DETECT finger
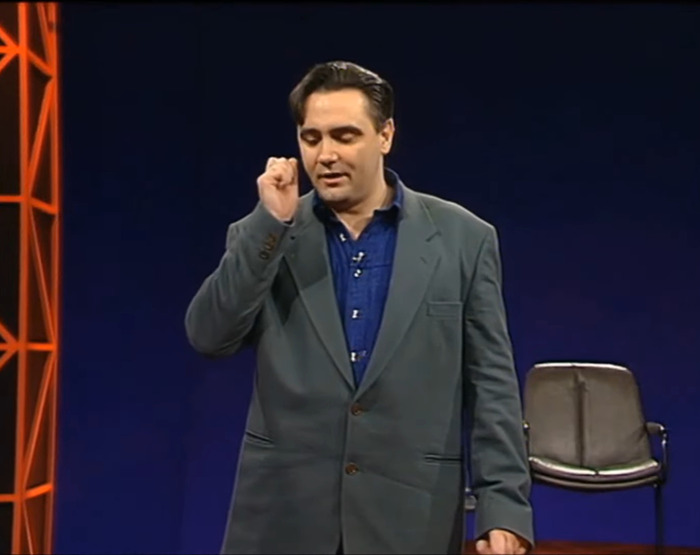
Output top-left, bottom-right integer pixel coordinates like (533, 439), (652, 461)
(475, 539), (491, 555)
(266, 157), (281, 171)
(272, 162), (292, 188)
(285, 158), (299, 185)
(260, 171), (286, 192)
(507, 533), (527, 555)
(265, 164), (285, 183)
(285, 158), (299, 184)
(489, 531), (508, 554)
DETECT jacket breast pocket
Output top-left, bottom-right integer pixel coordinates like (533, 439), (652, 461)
(427, 301), (463, 319)
(244, 429), (275, 448)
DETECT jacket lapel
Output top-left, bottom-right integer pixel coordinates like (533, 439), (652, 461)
(355, 187), (440, 399)
(284, 194), (355, 389)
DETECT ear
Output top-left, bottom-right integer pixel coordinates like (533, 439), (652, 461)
(379, 118), (395, 155)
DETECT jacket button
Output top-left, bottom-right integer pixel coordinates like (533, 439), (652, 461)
(350, 403), (364, 416)
(345, 463), (359, 475)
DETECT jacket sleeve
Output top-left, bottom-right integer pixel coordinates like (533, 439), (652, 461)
(185, 202), (295, 357)
(463, 225), (534, 547)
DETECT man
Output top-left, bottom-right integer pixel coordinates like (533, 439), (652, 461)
(185, 61), (533, 555)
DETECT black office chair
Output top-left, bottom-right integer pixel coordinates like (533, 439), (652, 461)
(523, 362), (668, 554)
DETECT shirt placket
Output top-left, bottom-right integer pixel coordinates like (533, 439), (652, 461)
(344, 228), (371, 383)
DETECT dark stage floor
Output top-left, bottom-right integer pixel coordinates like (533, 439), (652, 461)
(464, 541), (700, 554)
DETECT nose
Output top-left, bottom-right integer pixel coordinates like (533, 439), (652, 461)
(318, 140), (339, 166)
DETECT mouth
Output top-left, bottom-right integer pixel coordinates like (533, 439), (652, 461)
(318, 172), (349, 184)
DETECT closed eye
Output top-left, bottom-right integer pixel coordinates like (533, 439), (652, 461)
(336, 133), (357, 144)
(331, 126), (362, 143)
(299, 125), (362, 146)
(301, 136), (320, 146)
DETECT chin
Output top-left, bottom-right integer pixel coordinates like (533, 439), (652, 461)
(315, 184), (351, 204)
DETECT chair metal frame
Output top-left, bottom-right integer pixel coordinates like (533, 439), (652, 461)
(523, 363), (669, 555)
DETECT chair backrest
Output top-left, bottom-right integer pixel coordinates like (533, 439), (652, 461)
(524, 362), (651, 469)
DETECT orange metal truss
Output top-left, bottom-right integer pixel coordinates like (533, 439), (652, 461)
(0, 3), (61, 554)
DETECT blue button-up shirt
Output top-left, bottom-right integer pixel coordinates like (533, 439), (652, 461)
(313, 169), (404, 386)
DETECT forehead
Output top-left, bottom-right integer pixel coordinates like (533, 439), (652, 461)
(301, 89), (373, 129)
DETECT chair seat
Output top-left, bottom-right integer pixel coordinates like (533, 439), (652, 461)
(530, 455), (661, 484)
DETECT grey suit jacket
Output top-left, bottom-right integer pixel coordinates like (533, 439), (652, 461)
(185, 182), (533, 554)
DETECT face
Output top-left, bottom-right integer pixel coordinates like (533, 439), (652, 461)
(297, 88), (394, 210)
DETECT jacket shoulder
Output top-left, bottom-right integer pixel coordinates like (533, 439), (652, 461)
(412, 190), (495, 236)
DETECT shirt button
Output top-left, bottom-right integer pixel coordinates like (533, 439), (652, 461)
(345, 463), (359, 475)
(350, 403), (364, 416)
(352, 251), (366, 263)
(339, 233), (347, 242)
(353, 268), (363, 278)
(351, 309), (361, 319)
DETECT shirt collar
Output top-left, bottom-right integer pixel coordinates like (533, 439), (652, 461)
(312, 167), (405, 223)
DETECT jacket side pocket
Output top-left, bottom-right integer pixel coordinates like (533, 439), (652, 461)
(423, 453), (463, 465)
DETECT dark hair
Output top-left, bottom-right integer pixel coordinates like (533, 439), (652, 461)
(289, 61), (394, 131)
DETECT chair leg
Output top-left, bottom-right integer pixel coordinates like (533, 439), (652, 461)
(654, 483), (664, 555)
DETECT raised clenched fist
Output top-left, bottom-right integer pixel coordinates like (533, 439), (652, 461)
(257, 157), (299, 222)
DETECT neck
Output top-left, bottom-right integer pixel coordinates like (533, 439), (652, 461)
(334, 173), (393, 239)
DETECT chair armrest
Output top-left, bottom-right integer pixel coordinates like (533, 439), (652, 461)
(646, 421), (667, 438)
(464, 486), (477, 512)
(522, 421), (532, 459)
(646, 421), (669, 483)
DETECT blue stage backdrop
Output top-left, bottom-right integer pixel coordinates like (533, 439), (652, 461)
(56, 4), (700, 554)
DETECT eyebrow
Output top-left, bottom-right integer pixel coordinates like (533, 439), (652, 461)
(299, 125), (363, 136)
